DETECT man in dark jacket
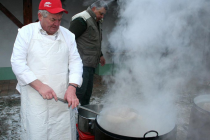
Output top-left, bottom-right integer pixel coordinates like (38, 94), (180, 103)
(69, 1), (108, 105)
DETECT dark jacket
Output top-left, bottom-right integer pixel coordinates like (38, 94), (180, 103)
(71, 7), (102, 68)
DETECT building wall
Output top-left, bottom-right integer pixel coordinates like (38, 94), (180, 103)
(0, 0), (117, 80)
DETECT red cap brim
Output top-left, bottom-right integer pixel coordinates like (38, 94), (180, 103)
(46, 8), (68, 14)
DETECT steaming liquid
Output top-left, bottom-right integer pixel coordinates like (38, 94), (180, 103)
(197, 102), (210, 112)
(98, 106), (175, 137)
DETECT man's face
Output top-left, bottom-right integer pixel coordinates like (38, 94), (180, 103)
(92, 7), (106, 22)
(38, 12), (63, 35)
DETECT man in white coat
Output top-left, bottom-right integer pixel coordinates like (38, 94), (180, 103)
(11, 0), (83, 139)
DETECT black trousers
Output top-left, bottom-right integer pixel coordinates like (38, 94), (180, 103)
(76, 67), (95, 106)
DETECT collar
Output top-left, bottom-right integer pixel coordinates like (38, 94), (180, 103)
(87, 7), (96, 20)
(38, 22), (59, 40)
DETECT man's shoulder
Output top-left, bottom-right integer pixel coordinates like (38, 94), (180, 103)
(60, 26), (74, 37)
(60, 26), (75, 44)
(17, 22), (39, 40)
(72, 11), (91, 21)
(20, 22), (38, 29)
(19, 22), (38, 33)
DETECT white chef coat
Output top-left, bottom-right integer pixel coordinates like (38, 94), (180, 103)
(11, 22), (83, 91)
(11, 22), (83, 140)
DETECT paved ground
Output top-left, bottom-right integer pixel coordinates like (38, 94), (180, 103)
(0, 76), (210, 140)
(0, 75), (107, 140)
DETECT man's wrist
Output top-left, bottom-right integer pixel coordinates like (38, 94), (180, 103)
(30, 79), (43, 92)
(69, 83), (77, 89)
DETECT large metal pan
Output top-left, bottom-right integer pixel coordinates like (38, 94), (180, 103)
(95, 115), (177, 140)
(187, 94), (210, 140)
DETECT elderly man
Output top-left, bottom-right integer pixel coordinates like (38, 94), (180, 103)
(11, 0), (83, 139)
(69, 1), (108, 106)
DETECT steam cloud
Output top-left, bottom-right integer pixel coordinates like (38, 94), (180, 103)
(99, 0), (210, 138)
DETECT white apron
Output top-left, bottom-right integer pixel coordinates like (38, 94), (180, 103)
(20, 27), (76, 140)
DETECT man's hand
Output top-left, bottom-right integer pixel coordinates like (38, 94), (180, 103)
(64, 84), (79, 109)
(100, 56), (106, 66)
(30, 80), (58, 101)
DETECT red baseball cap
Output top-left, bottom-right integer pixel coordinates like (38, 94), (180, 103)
(39, 0), (68, 14)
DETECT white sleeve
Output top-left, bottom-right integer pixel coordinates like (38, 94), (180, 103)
(11, 28), (37, 86)
(68, 37), (83, 87)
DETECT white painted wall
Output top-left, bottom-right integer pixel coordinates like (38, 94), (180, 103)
(0, 0), (117, 67)
(0, 0), (23, 67)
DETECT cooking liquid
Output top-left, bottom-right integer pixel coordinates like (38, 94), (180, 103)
(98, 106), (175, 137)
(197, 101), (210, 112)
